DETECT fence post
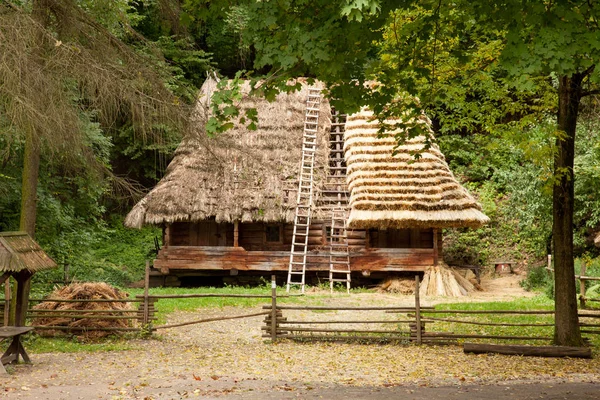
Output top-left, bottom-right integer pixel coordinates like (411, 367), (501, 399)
(143, 261), (151, 335)
(3, 280), (9, 327)
(580, 261), (587, 309)
(415, 275), (422, 345)
(271, 274), (277, 342)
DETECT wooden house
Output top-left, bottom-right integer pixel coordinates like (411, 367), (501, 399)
(125, 81), (488, 285)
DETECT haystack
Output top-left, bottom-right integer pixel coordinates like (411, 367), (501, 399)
(32, 282), (135, 338)
(344, 109), (489, 229)
(377, 277), (415, 294)
(419, 266), (478, 297)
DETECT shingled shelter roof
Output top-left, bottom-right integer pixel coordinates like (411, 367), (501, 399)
(344, 109), (489, 229)
(125, 80), (331, 228)
(0, 232), (57, 273)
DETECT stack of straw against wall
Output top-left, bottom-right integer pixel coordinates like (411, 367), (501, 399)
(419, 266), (478, 297)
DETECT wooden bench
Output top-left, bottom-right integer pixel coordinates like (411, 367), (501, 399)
(0, 326), (34, 374)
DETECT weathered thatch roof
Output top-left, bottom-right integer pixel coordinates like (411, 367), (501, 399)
(595, 232), (600, 247)
(125, 80), (331, 228)
(344, 109), (489, 229)
(0, 232), (57, 273)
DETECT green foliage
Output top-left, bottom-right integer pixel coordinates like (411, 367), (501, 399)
(32, 218), (159, 292)
(520, 265), (553, 292)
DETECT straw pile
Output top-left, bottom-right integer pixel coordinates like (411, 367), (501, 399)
(344, 108), (489, 230)
(419, 266), (477, 297)
(32, 282), (135, 338)
(377, 277), (416, 294)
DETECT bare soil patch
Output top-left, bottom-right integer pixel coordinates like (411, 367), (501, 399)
(1, 275), (598, 399)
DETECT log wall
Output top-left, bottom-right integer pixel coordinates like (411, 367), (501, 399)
(156, 220), (439, 274)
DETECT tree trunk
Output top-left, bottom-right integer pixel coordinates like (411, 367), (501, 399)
(552, 74), (584, 347)
(18, 0), (51, 238)
(19, 132), (40, 238)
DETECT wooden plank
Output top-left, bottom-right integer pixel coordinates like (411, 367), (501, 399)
(233, 221), (239, 247)
(433, 229), (438, 267)
(463, 343), (592, 358)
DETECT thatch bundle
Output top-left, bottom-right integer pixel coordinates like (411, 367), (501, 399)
(32, 283), (135, 338)
(419, 266), (478, 297)
(125, 79), (331, 228)
(344, 109), (489, 229)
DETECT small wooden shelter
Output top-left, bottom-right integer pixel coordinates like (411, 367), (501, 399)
(125, 80), (488, 285)
(0, 232), (57, 325)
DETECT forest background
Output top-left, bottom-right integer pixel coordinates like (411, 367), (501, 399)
(1, 0), (599, 300)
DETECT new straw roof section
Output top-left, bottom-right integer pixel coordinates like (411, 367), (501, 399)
(344, 109), (489, 229)
(0, 232), (57, 273)
(125, 81), (330, 228)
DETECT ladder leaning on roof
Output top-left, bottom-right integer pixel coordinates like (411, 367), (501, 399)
(327, 109), (351, 293)
(329, 207), (351, 293)
(286, 88), (322, 293)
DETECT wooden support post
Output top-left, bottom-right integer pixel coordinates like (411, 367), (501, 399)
(14, 271), (32, 327)
(165, 223), (171, 247)
(143, 261), (150, 327)
(234, 221), (239, 248)
(433, 229), (439, 267)
(271, 275), (277, 342)
(415, 275), (422, 345)
(580, 261), (587, 309)
(3, 278), (9, 327)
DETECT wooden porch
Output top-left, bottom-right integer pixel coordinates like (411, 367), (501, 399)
(153, 246), (435, 275)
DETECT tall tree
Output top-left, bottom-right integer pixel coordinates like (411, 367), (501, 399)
(235, 0), (600, 345)
(0, 0), (194, 237)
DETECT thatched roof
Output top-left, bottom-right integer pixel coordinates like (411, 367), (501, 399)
(595, 233), (600, 247)
(0, 232), (57, 273)
(125, 80), (331, 228)
(344, 109), (489, 229)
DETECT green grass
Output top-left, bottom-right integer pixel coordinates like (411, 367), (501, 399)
(3, 334), (134, 355)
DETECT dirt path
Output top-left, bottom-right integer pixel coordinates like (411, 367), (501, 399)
(1, 276), (599, 399)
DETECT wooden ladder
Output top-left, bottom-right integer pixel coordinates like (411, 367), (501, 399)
(286, 88), (321, 293)
(329, 207), (351, 293)
(327, 108), (350, 293)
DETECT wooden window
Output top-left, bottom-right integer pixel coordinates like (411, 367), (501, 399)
(265, 224), (281, 243)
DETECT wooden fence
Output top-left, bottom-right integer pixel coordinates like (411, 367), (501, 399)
(577, 262), (600, 308)
(546, 264), (600, 308)
(3, 270), (599, 343)
(262, 276), (600, 345)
